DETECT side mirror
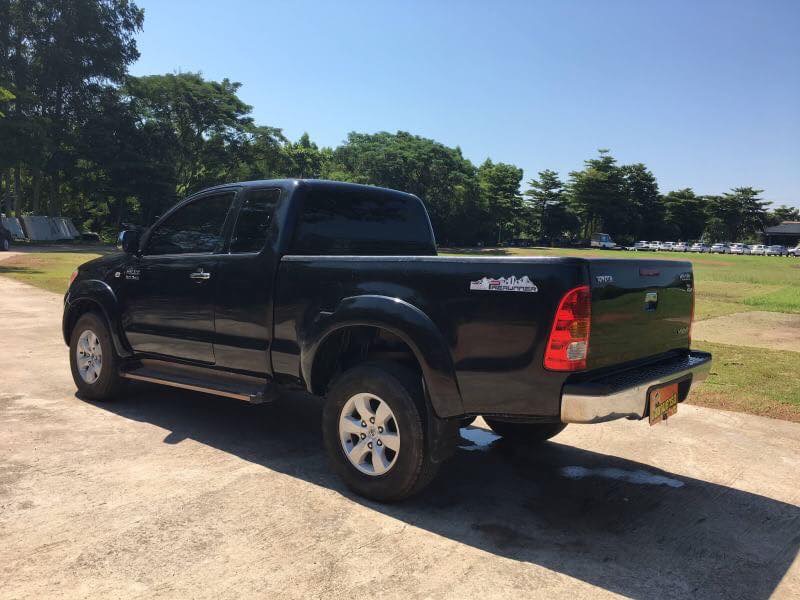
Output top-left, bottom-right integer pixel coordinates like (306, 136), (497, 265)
(117, 230), (141, 254)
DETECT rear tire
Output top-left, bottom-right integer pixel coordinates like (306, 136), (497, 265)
(69, 312), (124, 402)
(1, 238), (9, 251)
(483, 418), (567, 444)
(322, 363), (446, 502)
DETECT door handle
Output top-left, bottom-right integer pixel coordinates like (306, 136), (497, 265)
(190, 269), (211, 282)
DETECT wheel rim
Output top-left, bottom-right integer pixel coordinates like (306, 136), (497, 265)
(76, 329), (103, 384)
(338, 392), (400, 476)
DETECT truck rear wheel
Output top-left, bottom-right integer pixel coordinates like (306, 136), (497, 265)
(322, 363), (443, 502)
(483, 418), (567, 444)
(69, 312), (124, 402)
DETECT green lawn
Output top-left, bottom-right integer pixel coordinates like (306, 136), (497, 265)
(690, 340), (800, 422)
(443, 247), (800, 320)
(0, 250), (103, 294)
(2, 246), (799, 422)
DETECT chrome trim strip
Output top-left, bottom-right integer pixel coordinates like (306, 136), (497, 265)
(120, 372), (252, 402)
(560, 354), (712, 424)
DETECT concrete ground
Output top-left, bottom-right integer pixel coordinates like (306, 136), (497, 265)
(1, 275), (799, 600)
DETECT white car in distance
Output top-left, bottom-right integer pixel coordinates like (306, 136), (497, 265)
(710, 243), (730, 254)
(750, 244), (767, 255)
(673, 242), (688, 252)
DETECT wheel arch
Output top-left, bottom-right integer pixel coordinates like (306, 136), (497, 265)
(301, 295), (464, 418)
(63, 280), (131, 358)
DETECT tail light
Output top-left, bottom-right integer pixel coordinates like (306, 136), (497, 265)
(544, 285), (591, 371)
(69, 269), (79, 287)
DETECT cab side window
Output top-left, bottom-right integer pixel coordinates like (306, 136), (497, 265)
(230, 188), (281, 253)
(145, 192), (235, 255)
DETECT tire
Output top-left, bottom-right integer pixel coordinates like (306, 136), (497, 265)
(483, 418), (567, 444)
(69, 312), (124, 402)
(322, 363), (446, 502)
(1, 238), (9, 251)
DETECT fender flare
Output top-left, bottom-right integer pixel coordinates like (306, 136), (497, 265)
(63, 279), (132, 358)
(300, 295), (464, 418)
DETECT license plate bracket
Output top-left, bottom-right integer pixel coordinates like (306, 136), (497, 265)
(648, 381), (679, 426)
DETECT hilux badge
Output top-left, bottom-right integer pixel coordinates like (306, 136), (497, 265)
(470, 276), (538, 293)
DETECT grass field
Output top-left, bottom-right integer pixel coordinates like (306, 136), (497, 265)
(2, 246), (799, 421)
(0, 250), (104, 294)
(443, 246), (800, 320)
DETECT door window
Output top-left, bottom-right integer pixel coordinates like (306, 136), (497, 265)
(230, 188), (281, 253)
(145, 193), (235, 255)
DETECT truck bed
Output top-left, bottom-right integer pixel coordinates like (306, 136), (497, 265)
(272, 255), (694, 419)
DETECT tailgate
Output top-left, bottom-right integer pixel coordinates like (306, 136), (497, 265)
(587, 259), (693, 370)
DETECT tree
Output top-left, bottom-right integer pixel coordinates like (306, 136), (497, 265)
(0, 86), (13, 117)
(703, 187), (770, 241)
(621, 163), (662, 239)
(566, 149), (629, 238)
(0, 0), (144, 215)
(769, 205), (800, 224)
(328, 131), (483, 244)
(477, 159), (524, 244)
(662, 188), (706, 241)
(124, 73), (254, 196)
(524, 169), (565, 242)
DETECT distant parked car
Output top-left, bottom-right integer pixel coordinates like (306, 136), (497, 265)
(749, 244), (767, 255)
(710, 243), (730, 254)
(673, 241), (688, 252)
(788, 244), (800, 257)
(590, 232), (616, 249)
(648, 241), (662, 250)
(633, 240), (650, 251)
(689, 243), (709, 253)
(657, 241), (675, 251)
(729, 243), (751, 255)
(0, 222), (12, 251)
(765, 245), (787, 256)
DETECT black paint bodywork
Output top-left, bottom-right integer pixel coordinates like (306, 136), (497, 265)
(64, 179), (695, 420)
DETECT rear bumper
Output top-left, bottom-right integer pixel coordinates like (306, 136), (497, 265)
(560, 351), (712, 424)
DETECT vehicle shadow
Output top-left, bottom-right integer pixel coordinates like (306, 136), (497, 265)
(85, 384), (799, 599)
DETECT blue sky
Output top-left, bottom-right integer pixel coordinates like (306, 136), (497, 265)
(130, 0), (800, 207)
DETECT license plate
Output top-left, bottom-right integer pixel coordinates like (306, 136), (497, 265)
(649, 382), (679, 426)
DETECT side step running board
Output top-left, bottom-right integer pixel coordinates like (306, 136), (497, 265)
(120, 361), (272, 404)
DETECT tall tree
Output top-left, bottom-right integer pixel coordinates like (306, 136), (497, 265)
(477, 159), (524, 244)
(662, 188), (706, 241)
(329, 131), (482, 244)
(621, 163), (662, 239)
(724, 187), (770, 239)
(124, 73), (254, 196)
(524, 169), (564, 241)
(566, 149), (628, 237)
(769, 205), (800, 224)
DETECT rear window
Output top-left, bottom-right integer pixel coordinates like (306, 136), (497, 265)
(290, 187), (435, 255)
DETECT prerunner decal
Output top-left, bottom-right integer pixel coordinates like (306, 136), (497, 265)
(469, 276), (538, 293)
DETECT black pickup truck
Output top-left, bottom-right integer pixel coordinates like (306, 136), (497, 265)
(63, 179), (711, 501)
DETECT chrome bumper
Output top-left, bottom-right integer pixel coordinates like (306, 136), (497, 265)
(560, 351), (712, 424)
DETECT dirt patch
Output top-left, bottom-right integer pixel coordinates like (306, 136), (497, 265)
(692, 311), (800, 352)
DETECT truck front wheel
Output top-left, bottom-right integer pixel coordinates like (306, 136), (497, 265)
(322, 363), (443, 502)
(69, 312), (124, 402)
(483, 418), (567, 444)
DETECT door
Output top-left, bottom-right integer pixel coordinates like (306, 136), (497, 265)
(212, 187), (282, 375)
(120, 191), (237, 363)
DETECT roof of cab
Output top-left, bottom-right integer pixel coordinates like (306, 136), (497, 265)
(194, 178), (418, 199)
